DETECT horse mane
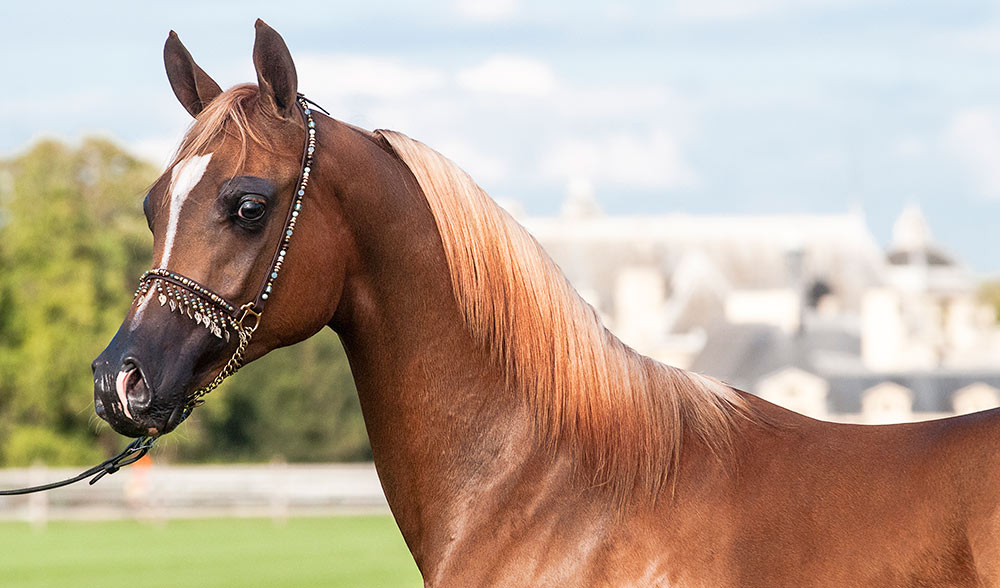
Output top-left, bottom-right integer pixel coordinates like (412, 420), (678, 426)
(376, 129), (752, 502)
(165, 83), (753, 501)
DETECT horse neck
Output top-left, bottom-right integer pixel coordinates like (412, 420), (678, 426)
(323, 127), (537, 565)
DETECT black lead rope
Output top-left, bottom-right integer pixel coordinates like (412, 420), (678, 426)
(0, 436), (154, 496)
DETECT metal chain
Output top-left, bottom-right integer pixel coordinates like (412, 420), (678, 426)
(184, 304), (259, 410)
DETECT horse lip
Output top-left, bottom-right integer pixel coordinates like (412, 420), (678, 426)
(94, 395), (107, 420)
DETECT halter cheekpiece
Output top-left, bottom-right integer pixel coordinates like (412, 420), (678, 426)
(132, 94), (318, 413)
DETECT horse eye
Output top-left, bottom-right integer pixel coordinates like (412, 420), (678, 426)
(237, 198), (266, 221)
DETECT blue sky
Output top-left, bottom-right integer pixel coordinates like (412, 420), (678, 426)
(3, 0), (1000, 274)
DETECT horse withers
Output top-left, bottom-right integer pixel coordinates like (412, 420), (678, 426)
(92, 20), (1000, 587)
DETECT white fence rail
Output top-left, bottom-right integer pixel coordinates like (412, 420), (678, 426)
(0, 462), (389, 525)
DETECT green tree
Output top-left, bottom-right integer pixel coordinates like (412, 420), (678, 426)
(0, 138), (154, 465)
(171, 330), (369, 464)
(0, 137), (368, 466)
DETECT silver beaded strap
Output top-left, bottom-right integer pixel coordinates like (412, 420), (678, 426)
(130, 95), (318, 412)
(134, 269), (238, 341)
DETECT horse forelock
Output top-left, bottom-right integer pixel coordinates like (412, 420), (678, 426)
(169, 83), (270, 173)
(375, 129), (754, 504)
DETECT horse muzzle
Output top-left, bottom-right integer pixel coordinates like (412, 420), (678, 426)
(92, 311), (226, 437)
(92, 354), (187, 437)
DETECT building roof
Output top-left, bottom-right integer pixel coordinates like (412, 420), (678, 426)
(524, 211), (886, 316)
(691, 320), (1000, 414)
(690, 321), (860, 391)
(826, 372), (1000, 414)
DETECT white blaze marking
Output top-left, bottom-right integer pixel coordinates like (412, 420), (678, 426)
(159, 153), (213, 267)
(129, 289), (155, 333)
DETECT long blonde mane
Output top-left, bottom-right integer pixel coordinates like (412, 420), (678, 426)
(376, 129), (750, 501)
(164, 82), (750, 500)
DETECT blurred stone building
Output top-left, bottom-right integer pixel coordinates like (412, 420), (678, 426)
(516, 188), (1000, 424)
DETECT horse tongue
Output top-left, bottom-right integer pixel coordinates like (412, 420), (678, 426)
(115, 368), (138, 421)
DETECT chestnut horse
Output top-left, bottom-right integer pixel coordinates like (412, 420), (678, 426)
(92, 20), (1000, 587)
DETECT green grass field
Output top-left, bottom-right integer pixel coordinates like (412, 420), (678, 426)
(0, 516), (422, 587)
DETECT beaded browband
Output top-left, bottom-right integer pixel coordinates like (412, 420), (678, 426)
(132, 94), (318, 412)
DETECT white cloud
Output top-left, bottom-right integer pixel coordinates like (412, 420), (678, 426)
(894, 136), (927, 159)
(457, 56), (557, 97)
(295, 55), (446, 99)
(275, 52), (698, 196)
(433, 139), (510, 184)
(453, 0), (519, 22)
(545, 83), (697, 141)
(947, 26), (1000, 53)
(0, 89), (116, 117)
(671, 0), (776, 20)
(540, 130), (697, 190)
(130, 135), (182, 168)
(668, 0), (862, 21)
(355, 93), (474, 136)
(946, 108), (1000, 198)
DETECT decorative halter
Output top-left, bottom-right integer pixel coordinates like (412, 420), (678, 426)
(132, 94), (319, 414)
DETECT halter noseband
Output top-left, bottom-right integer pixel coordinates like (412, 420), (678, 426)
(132, 94), (318, 415)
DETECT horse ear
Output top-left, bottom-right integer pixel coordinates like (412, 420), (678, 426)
(253, 19), (299, 121)
(164, 31), (223, 118)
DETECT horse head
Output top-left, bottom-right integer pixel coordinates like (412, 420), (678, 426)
(92, 20), (355, 437)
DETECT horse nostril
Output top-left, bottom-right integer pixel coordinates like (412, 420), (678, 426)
(119, 360), (152, 413)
